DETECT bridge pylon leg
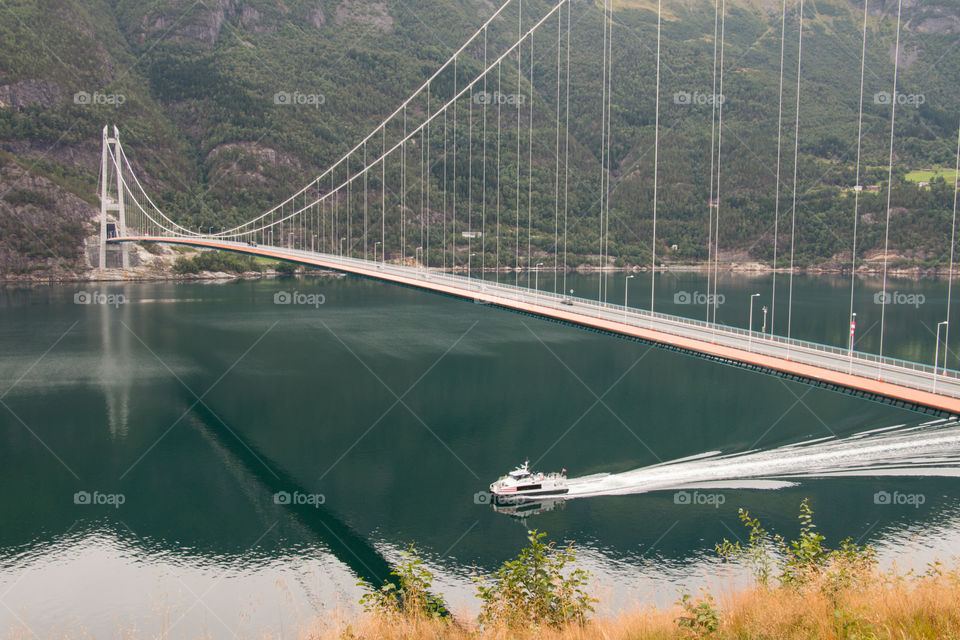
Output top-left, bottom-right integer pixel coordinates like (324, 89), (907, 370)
(98, 125), (129, 275)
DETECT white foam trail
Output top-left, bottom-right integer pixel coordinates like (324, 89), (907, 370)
(567, 420), (960, 498)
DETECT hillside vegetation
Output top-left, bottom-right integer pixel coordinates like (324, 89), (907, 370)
(1, 0), (959, 275)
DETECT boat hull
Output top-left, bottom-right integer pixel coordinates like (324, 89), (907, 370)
(490, 487), (569, 501)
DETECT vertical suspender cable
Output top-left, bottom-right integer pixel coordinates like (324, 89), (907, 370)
(402, 107), (407, 262)
(497, 63), (503, 282)
(469, 67), (474, 277)
(604, 0), (614, 303)
(712, 0), (727, 324)
(848, 0), (869, 355)
(562, 0), (571, 296)
(453, 57), (458, 269)
(363, 149), (368, 259)
(554, 7), (562, 293)
(527, 28), (535, 284)
(599, 0), (609, 304)
(946, 119), (960, 372)
(346, 156), (351, 255)
(516, 0), (523, 285)
(482, 28), (488, 277)
(787, 0), (804, 343)
(381, 128), (386, 261)
(420, 129), (425, 264)
(426, 86), (431, 267)
(650, 0), (662, 313)
(333, 172), (337, 252)
(770, 0), (787, 333)
(443, 109), (448, 269)
(878, 0), (903, 376)
(706, 0), (721, 322)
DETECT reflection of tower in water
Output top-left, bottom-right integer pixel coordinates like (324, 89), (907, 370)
(98, 288), (131, 438)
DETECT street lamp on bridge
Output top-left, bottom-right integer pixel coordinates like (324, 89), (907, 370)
(934, 320), (949, 393)
(848, 312), (857, 373)
(340, 237), (346, 258)
(374, 241), (382, 263)
(749, 293), (760, 350)
(624, 274), (635, 319)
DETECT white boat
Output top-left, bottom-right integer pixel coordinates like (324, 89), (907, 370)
(489, 460), (568, 499)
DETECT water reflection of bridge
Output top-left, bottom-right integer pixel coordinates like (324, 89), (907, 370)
(113, 236), (960, 417)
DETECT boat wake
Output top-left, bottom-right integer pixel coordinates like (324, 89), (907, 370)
(565, 419), (960, 499)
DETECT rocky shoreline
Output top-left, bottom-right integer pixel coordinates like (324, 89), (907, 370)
(2, 260), (955, 285)
(2, 238), (955, 284)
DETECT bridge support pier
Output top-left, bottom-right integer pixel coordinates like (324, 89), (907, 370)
(99, 125), (128, 274)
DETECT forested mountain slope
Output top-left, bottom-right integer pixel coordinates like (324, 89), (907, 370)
(1, 0), (958, 276)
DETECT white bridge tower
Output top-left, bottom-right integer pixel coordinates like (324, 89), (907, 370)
(99, 125), (128, 273)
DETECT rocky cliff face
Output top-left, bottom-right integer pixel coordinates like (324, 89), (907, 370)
(0, 156), (96, 277)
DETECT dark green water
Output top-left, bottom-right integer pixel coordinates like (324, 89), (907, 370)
(1, 273), (958, 637)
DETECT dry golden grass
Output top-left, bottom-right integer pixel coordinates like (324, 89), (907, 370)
(300, 565), (960, 640)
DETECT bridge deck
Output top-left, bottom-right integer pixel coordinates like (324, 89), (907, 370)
(112, 237), (960, 417)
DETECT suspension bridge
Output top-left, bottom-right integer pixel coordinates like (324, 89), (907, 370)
(98, 0), (960, 416)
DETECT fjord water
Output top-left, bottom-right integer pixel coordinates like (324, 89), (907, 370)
(2, 273), (959, 637)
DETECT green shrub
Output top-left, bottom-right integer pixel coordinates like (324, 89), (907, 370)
(716, 499), (877, 591)
(139, 242), (164, 255)
(675, 592), (720, 638)
(358, 544), (449, 620)
(476, 529), (594, 629)
(172, 250), (262, 275)
(1, 188), (55, 209)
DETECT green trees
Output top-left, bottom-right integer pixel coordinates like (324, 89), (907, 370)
(172, 250), (262, 274)
(360, 529), (594, 629)
(476, 529), (594, 628)
(716, 498), (876, 591)
(359, 543), (450, 620)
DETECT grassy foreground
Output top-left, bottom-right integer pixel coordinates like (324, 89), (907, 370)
(306, 571), (960, 640)
(301, 502), (960, 640)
